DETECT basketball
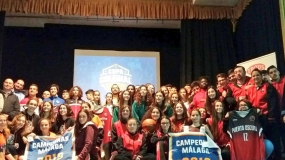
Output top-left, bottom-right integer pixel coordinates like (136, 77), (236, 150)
(142, 119), (156, 133)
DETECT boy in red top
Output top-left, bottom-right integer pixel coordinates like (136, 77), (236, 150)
(191, 76), (209, 108)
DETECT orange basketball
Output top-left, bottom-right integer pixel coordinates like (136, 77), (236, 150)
(142, 119), (156, 133)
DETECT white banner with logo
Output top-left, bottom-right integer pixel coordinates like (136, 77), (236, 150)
(237, 52), (277, 76)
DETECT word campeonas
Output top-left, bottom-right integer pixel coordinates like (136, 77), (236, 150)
(231, 125), (257, 133)
(31, 136), (69, 154)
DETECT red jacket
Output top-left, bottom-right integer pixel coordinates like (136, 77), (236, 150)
(117, 131), (147, 159)
(207, 118), (230, 147)
(246, 82), (279, 119)
(228, 76), (253, 100)
(191, 89), (207, 108)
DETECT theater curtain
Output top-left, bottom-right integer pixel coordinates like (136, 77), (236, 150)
(0, 12), (5, 81)
(180, 19), (236, 86)
(234, 0), (285, 73)
(280, 0), (285, 59)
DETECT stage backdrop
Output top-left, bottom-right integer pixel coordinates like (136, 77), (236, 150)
(237, 52), (277, 76)
(74, 49), (160, 100)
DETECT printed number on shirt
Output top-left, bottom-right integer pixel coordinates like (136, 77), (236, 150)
(243, 133), (248, 141)
(37, 152), (63, 160)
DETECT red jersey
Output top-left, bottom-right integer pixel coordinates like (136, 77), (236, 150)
(66, 99), (84, 119)
(94, 107), (112, 144)
(114, 121), (127, 137)
(227, 109), (265, 160)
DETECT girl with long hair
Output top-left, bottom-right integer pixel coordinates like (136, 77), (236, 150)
(179, 88), (189, 109)
(75, 109), (99, 160)
(112, 105), (132, 151)
(7, 114), (31, 159)
(21, 98), (41, 134)
(126, 85), (136, 104)
(207, 100), (230, 160)
(66, 86), (85, 119)
(152, 91), (172, 118)
(204, 86), (221, 115)
(169, 92), (179, 108)
(132, 85), (153, 122)
(112, 90), (132, 124)
(160, 86), (169, 103)
(189, 109), (213, 140)
(54, 104), (75, 135)
(170, 102), (190, 133)
(39, 101), (56, 132)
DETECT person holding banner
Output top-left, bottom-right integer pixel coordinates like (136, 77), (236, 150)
(7, 114), (31, 160)
(151, 116), (171, 160)
(37, 118), (56, 137)
(189, 109), (214, 140)
(75, 109), (99, 160)
(170, 102), (190, 133)
(207, 100), (230, 160)
(54, 104), (75, 135)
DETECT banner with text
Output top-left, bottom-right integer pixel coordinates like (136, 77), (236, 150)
(169, 132), (222, 160)
(237, 52), (277, 76)
(23, 132), (74, 160)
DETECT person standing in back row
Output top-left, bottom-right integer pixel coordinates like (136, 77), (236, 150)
(0, 78), (20, 121)
(43, 84), (65, 114)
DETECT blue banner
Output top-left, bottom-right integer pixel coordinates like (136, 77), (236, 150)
(24, 132), (74, 160)
(169, 132), (222, 160)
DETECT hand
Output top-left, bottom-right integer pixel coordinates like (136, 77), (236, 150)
(225, 112), (229, 118)
(238, 96), (246, 101)
(22, 137), (28, 144)
(222, 91), (227, 97)
(14, 143), (19, 149)
(135, 155), (142, 160)
(28, 133), (36, 138)
(66, 126), (74, 132)
(283, 116), (285, 123)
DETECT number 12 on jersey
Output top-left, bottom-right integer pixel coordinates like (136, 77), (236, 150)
(243, 133), (248, 141)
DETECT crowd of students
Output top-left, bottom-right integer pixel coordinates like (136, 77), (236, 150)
(0, 64), (284, 160)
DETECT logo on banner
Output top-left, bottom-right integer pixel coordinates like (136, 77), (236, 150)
(169, 132), (221, 160)
(99, 64), (132, 91)
(246, 63), (266, 75)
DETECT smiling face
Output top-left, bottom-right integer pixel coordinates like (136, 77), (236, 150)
(175, 103), (184, 116)
(171, 93), (179, 104)
(122, 91), (130, 101)
(140, 86), (147, 97)
(59, 105), (68, 116)
(16, 116), (26, 129)
(251, 70), (262, 85)
(148, 85), (155, 95)
(27, 99), (38, 113)
(121, 107), (130, 119)
(190, 110), (201, 123)
(40, 119), (50, 133)
(151, 108), (161, 121)
(155, 92), (164, 104)
(214, 101), (223, 113)
(207, 88), (216, 99)
(42, 102), (52, 112)
(127, 86), (135, 95)
(234, 67), (245, 80)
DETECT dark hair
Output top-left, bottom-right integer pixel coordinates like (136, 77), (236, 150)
(85, 89), (94, 95)
(204, 86), (220, 115)
(171, 102), (189, 132)
(38, 118), (52, 135)
(165, 84), (172, 88)
(56, 104), (74, 123)
(210, 100), (226, 141)
(119, 105), (132, 120)
(40, 101), (56, 122)
(152, 91), (169, 113)
(62, 90), (69, 94)
(94, 90), (101, 105)
(30, 84), (38, 91)
(227, 69), (234, 75)
(159, 116), (171, 133)
(119, 90), (132, 108)
(199, 76), (209, 82)
(50, 84), (59, 92)
(74, 109), (92, 137)
(216, 73), (227, 80)
(105, 92), (113, 105)
(267, 65), (278, 73)
(261, 70), (268, 75)
(190, 81), (200, 88)
(234, 66), (246, 73)
(141, 106), (163, 124)
(134, 85), (153, 106)
(251, 68), (262, 75)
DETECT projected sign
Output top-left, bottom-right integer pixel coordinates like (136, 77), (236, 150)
(74, 50), (160, 101)
(99, 64), (132, 91)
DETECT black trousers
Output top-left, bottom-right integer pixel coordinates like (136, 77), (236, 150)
(263, 121), (281, 159)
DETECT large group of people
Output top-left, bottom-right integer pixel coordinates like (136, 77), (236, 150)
(0, 65), (284, 160)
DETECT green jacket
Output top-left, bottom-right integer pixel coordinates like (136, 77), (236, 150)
(132, 101), (147, 122)
(112, 107), (119, 124)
